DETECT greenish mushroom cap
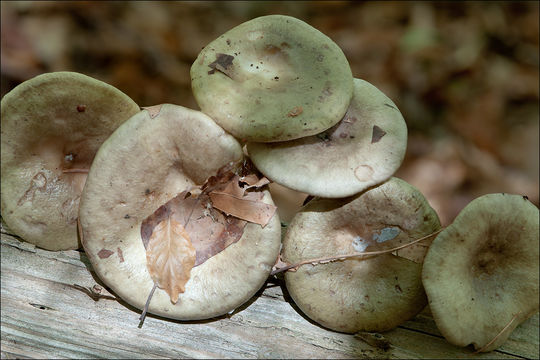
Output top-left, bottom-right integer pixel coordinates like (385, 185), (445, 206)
(248, 79), (407, 198)
(1, 72), (139, 250)
(282, 177), (441, 333)
(191, 15), (353, 142)
(79, 104), (281, 320)
(422, 193), (539, 352)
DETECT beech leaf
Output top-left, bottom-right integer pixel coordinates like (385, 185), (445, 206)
(145, 217), (196, 303)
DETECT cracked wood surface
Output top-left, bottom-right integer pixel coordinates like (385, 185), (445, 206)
(1, 230), (538, 359)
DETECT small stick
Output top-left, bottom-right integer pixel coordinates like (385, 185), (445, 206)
(138, 283), (158, 328)
(62, 168), (89, 173)
(271, 228), (443, 275)
(69, 284), (116, 301)
(473, 312), (521, 353)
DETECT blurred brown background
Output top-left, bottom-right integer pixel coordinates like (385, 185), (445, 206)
(1, 1), (538, 225)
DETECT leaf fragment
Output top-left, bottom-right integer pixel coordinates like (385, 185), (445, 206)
(208, 53), (235, 78)
(240, 174), (271, 190)
(205, 170), (276, 227)
(371, 125), (386, 143)
(209, 191), (277, 227)
(142, 105), (163, 119)
(145, 217), (196, 303)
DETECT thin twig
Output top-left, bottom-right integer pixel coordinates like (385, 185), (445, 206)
(69, 284), (116, 301)
(138, 283), (158, 328)
(271, 228), (444, 275)
(473, 312), (521, 353)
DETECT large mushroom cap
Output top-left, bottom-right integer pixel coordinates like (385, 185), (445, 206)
(79, 104), (281, 320)
(190, 14), (353, 143)
(422, 193), (539, 352)
(282, 177), (441, 333)
(1, 72), (139, 250)
(247, 79), (407, 198)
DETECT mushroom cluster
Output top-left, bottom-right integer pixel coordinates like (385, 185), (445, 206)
(1, 14), (537, 352)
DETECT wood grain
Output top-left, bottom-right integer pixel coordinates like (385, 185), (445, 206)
(1, 231), (538, 359)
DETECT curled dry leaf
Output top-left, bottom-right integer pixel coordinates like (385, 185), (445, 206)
(240, 174), (271, 190)
(206, 172), (276, 227)
(145, 217), (196, 303)
(209, 190), (276, 227)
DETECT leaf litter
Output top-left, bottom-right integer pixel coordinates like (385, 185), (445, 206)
(138, 162), (276, 326)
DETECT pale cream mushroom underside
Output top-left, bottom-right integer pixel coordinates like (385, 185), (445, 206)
(282, 177), (441, 333)
(191, 14), (353, 143)
(247, 78), (407, 198)
(1, 71), (139, 250)
(422, 193), (539, 352)
(79, 104), (281, 320)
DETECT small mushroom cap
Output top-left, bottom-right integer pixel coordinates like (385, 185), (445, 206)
(247, 79), (407, 198)
(1, 72), (139, 250)
(422, 193), (539, 352)
(282, 177), (441, 333)
(79, 104), (281, 320)
(190, 15), (353, 142)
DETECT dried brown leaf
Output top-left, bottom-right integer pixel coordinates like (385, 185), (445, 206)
(141, 191), (247, 267)
(200, 164), (238, 194)
(240, 174), (271, 190)
(221, 174), (246, 198)
(208, 53), (235, 78)
(142, 105), (163, 119)
(209, 191), (277, 227)
(145, 217), (196, 303)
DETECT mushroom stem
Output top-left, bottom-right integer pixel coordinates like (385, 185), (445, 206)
(62, 168), (89, 173)
(138, 283), (158, 328)
(271, 228), (444, 275)
(473, 312), (521, 353)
